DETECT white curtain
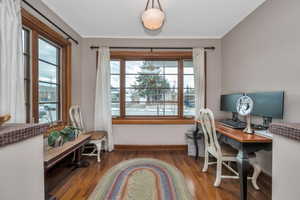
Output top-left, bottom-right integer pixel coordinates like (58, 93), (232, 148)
(193, 48), (206, 120)
(94, 47), (114, 151)
(0, 0), (25, 123)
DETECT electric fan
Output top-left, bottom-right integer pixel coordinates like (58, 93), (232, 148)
(236, 95), (254, 134)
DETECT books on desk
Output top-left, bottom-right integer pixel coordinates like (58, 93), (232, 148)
(254, 130), (273, 139)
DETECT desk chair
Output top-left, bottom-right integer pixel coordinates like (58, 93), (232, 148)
(199, 108), (261, 189)
(69, 105), (107, 162)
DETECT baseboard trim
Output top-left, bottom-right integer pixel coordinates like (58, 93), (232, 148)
(114, 145), (188, 151)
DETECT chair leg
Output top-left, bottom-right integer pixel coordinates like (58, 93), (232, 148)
(202, 148), (209, 172)
(96, 142), (102, 163)
(251, 163), (262, 190)
(214, 159), (222, 187)
(103, 139), (107, 151)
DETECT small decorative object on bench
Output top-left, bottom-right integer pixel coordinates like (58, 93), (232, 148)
(0, 114), (11, 126)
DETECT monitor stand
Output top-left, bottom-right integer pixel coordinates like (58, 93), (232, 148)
(263, 116), (273, 128)
(232, 112), (239, 122)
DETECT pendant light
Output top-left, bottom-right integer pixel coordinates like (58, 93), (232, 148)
(142, 0), (165, 30)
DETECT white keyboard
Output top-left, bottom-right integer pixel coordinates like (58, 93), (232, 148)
(254, 130), (273, 139)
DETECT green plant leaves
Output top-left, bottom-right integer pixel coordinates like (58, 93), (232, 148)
(47, 126), (79, 147)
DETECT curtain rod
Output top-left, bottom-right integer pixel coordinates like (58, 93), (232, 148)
(90, 46), (215, 51)
(22, 0), (79, 45)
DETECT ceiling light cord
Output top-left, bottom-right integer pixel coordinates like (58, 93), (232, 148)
(145, 0), (163, 11)
(157, 0), (163, 11)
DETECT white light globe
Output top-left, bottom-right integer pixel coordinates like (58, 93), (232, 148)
(142, 8), (165, 30)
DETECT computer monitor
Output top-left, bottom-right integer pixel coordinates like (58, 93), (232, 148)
(220, 93), (243, 113)
(247, 91), (284, 119)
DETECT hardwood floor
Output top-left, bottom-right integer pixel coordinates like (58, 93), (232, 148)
(47, 151), (271, 200)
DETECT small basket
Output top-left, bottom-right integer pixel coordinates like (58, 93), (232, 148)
(0, 115), (11, 126)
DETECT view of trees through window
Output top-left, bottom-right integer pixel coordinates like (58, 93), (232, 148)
(110, 59), (195, 118)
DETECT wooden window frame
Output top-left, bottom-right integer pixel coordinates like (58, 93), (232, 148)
(22, 9), (72, 123)
(97, 51), (207, 124)
(22, 28), (31, 123)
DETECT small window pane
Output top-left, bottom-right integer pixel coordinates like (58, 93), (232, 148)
(184, 75), (194, 88)
(161, 61), (178, 74)
(110, 60), (120, 74)
(23, 55), (30, 79)
(111, 88), (120, 102)
(125, 75), (137, 88)
(126, 102), (157, 116)
(39, 82), (58, 102)
(125, 89), (178, 102)
(126, 75), (176, 89)
(126, 61), (178, 75)
(184, 88), (195, 116)
(22, 29), (29, 54)
(22, 29), (25, 53)
(163, 103), (178, 115)
(184, 60), (193, 74)
(39, 39), (58, 65)
(126, 61), (173, 74)
(39, 61), (58, 83)
(164, 75), (178, 88)
(111, 75), (120, 88)
(112, 102), (120, 116)
(126, 61), (146, 74)
(126, 102), (178, 116)
(39, 103), (58, 123)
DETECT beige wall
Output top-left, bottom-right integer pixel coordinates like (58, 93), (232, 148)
(0, 136), (44, 200)
(272, 135), (300, 200)
(22, 0), (83, 105)
(221, 0), (300, 175)
(80, 38), (223, 144)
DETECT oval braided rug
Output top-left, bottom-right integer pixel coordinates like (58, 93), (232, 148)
(88, 158), (193, 200)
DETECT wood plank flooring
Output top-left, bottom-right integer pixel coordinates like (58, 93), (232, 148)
(47, 151), (271, 200)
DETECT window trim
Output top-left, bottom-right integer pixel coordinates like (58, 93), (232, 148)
(22, 9), (72, 123)
(97, 51), (207, 124)
(22, 28), (31, 123)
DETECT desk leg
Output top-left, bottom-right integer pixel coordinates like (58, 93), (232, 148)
(236, 146), (250, 200)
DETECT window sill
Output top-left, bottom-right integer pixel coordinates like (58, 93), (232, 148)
(112, 118), (195, 125)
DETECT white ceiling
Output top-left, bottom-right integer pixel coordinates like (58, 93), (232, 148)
(42, 0), (266, 38)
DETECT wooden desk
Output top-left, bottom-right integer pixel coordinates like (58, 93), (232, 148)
(195, 121), (272, 200)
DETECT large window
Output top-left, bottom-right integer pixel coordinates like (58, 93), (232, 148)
(125, 60), (179, 116)
(109, 52), (201, 122)
(22, 9), (71, 123)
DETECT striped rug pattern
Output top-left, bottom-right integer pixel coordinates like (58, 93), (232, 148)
(88, 158), (193, 200)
